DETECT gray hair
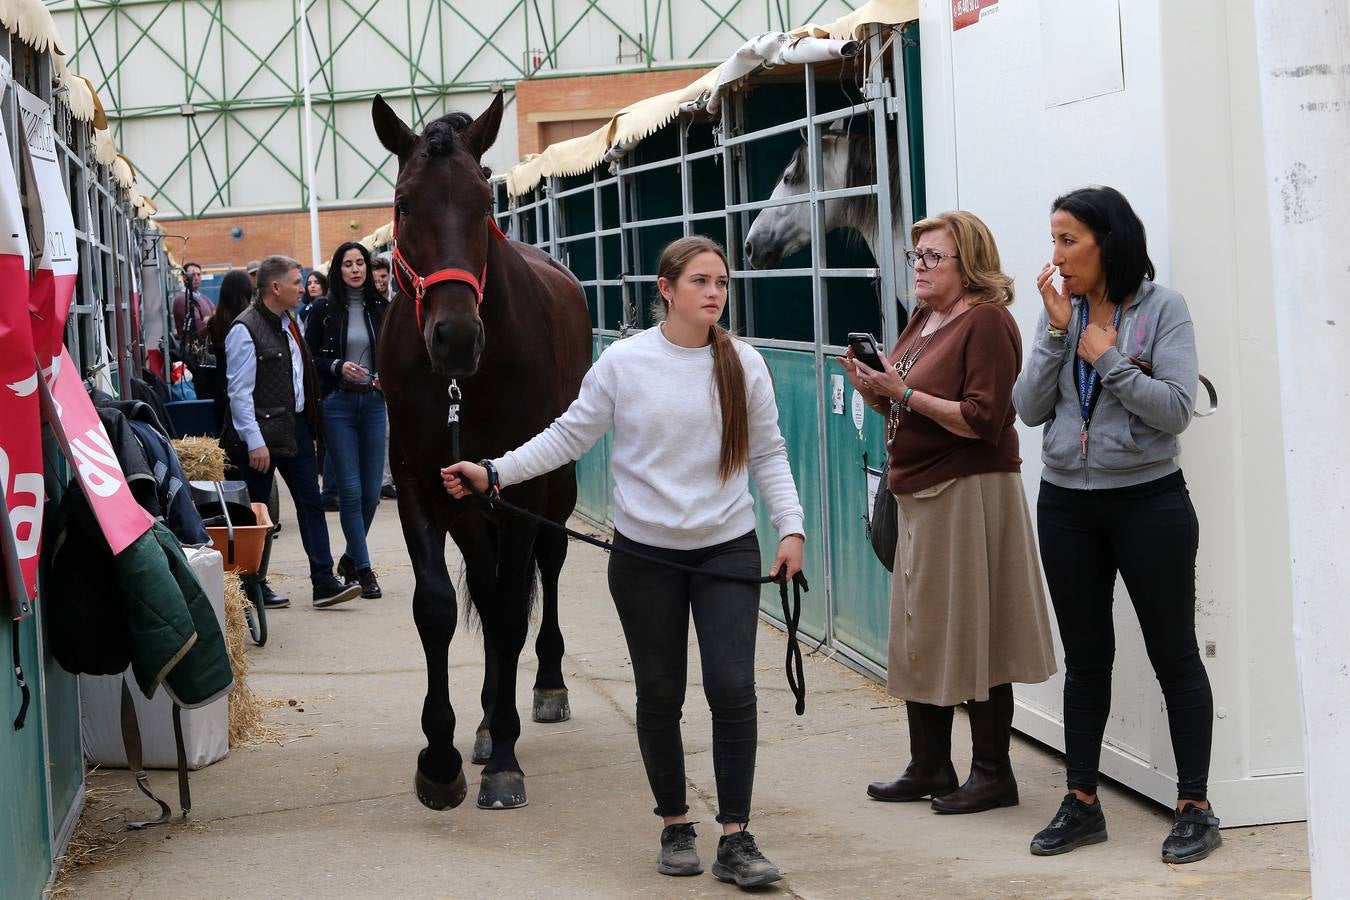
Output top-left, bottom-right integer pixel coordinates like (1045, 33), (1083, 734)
(256, 255), (301, 296)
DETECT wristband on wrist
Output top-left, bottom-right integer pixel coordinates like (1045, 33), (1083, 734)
(1047, 324), (1068, 338)
(478, 458), (501, 497)
(900, 387), (914, 412)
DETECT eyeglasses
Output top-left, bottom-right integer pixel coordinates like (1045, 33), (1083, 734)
(904, 249), (960, 269)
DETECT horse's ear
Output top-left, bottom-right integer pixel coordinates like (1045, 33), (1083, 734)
(460, 91), (505, 161)
(372, 94), (417, 159)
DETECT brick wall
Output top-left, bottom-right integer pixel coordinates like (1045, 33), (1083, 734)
(159, 204), (393, 271)
(514, 67), (714, 157)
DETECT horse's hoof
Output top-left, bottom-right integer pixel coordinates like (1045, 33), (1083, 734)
(471, 728), (492, 765)
(414, 765), (468, 811)
(532, 687), (571, 723)
(476, 770), (528, 810)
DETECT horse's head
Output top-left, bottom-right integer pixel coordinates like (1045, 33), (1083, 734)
(372, 92), (504, 378)
(744, 127), (858, 269)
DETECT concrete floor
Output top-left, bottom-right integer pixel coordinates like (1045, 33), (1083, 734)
(61, 495), (1311, 899)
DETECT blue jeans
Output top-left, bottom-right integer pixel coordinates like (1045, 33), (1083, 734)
(322, 389), (387, 569)
(230, 415), (333, 587)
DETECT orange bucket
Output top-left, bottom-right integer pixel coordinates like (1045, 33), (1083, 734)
(205, 502), (274, 574)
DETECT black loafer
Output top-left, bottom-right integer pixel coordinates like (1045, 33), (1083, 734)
(1162, 803), (1222, 863)
(1030, 793), (1108, 856)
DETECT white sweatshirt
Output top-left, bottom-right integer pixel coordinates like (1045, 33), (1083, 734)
(493, 326), (806, 551)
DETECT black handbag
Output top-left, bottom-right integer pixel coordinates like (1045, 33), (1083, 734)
(865, 453), (898, 572)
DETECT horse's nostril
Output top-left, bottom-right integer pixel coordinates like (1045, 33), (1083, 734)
(744, 240), (754, 259)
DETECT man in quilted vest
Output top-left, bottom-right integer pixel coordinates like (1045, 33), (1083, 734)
(221, 255), (361, 610)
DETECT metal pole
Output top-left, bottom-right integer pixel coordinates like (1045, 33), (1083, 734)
(1252, 3), (1350, 891)
(804, 62), (834, 646)
(296, 0), (322, 268)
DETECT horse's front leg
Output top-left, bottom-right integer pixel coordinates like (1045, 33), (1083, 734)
(472, 636), (499, 764)
(531, 523), (571, 723)
(456, 516), (538, 810)
(399, 487), (467, 811)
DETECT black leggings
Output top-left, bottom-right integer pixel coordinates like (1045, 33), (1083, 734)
(1037, 471), (1214, 801)
(607, 530), (761, 825)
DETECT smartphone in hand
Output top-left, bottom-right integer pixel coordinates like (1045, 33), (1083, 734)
(847, 332), (887, 372)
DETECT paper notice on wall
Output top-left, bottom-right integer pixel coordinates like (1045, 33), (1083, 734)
(953, 0), (999, 30)
(0, 78), (42, 615)
(17, 85), (78, 376)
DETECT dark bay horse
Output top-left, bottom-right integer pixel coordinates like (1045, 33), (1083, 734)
(372, 92), (592, 810)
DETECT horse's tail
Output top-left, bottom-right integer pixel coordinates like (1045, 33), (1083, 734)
(457, 548), (542, 631)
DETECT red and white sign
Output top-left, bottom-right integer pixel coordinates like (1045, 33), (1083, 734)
(953, 0), (999, 30)
(0, 74), (43, 614)
(20, 87), (152, 565)
(42, 346), (155, 556)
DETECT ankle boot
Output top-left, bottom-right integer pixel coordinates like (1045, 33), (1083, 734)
(932, 684), (1019, 814)
(868, 702), (959, 801)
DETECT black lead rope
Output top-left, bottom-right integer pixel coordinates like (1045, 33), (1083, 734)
(11, 620), (30, 731)
(462, 480), (809, 716)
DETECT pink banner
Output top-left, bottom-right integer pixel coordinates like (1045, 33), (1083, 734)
(42, 347), (154, 555)
(0, 75), (43, 614)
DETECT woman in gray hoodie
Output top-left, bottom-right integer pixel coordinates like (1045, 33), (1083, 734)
(1013, 186), (1220, 865)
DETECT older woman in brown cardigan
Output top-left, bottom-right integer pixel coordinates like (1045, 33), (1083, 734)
(841, 210), (1056, 814)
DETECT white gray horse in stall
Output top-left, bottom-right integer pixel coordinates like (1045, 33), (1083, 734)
(743, 125), (904, 296)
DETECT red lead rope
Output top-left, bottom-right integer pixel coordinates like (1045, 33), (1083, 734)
(391, 215), (506, 330)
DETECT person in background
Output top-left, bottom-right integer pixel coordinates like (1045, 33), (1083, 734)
(204, 269), (255, 433)
(443, 236), (804, 889)
(221, 255), (362, 611)
(246, 259), (261, 295)
(1012, 186), (1218, 864)
(370, 253), (396, 498)
(304, 241), (390, 599)
(302, 269), (328, 325)
(172, 261), (214, 339)
(841, 211), (1056, 817)
(370, 255), (392, 301)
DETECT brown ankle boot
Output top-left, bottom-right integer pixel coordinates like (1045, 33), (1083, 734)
(867, 701), (958, 801)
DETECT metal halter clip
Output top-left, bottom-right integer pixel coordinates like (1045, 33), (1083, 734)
(447, 379), (461, 426)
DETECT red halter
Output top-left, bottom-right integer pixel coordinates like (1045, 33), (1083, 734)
(391, 215), (506, 330)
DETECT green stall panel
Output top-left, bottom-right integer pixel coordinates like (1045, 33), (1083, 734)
(41, 637), (83, 840)
(573, 335), (616, 525)
(822, 382), (893, 667)
(750, 348), (828, 640)
(1, 613), (54, 900)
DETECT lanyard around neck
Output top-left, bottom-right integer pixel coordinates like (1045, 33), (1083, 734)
(1074, 298), (1122, 435)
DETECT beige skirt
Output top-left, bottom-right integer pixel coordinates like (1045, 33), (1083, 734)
(886, 471), (1057, 706)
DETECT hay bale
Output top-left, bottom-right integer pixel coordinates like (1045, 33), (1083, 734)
(173, 436), (227, 482)
(223, 574), (273, 747)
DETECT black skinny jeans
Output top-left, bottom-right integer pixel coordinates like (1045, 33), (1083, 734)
(1037, 470), (1214, 801)
(607, 530), (761, 825)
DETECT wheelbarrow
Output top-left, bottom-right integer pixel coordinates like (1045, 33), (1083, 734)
(194, 482), (278, 647)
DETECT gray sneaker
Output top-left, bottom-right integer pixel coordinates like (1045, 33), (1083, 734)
(712, 830), (782, 888)
(657, 823), (702, 876)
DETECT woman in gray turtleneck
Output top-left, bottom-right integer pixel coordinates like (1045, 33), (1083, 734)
(304, 241), (390, 600)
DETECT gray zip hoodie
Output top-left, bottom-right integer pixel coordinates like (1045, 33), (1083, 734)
(1012, 279), (1198, 490)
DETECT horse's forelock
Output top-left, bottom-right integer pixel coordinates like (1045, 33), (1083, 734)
(423, 111), (474, 157)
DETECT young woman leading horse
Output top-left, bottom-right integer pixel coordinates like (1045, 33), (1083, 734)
(371, 92), (592, 811)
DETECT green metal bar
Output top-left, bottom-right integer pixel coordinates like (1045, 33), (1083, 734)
(321, 0), (439, 87)
(215, 11), (308, 105)
(642, 0), (650, 66)
(327, 0), (338, 198)
(195, 106), (307, 212)
(444, 1), (529, 83)
(70, 4), (116, 75)
(689, 0), (749, 58)
(187, 0), (222, 100)
(668, 0), (673, 60)
(113, 4), (124, 144)
(218, 0), (230, 206)
(530, 0), (554, 68)
(295, 0), (306, 208)
(129, 111), (227, 214)
(406, 0), (418, 126)
(182, 0), (194, 216)
(189, 115), (225, 205)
